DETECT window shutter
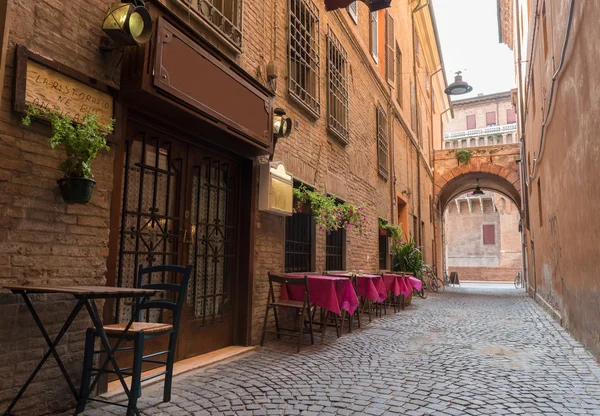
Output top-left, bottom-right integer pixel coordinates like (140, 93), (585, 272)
(483, 224), (495, 245)
(507, 108), (517, 123)
(466, 114), (476, 130)
(370, 12), (378, 61)
(348, 1), (358, 24)
(385, 11), (394, 82)
(410, 80), (416, 130)
(486, 111), (497, 126)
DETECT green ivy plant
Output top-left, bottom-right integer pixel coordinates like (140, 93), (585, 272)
(392, 237), (424, 279)
(456, 149), (473, 166)
(292, 184), (368, 236)
(378, 218), (403, 245)
(22, 104), (114, 178)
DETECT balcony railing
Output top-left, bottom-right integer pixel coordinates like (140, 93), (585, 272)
(444, 123), (517, 141)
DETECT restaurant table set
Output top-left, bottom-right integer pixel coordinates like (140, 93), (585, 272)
(261, 271), (423, 352)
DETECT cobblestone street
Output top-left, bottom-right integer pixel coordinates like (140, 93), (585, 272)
(81, 285), (600, 416)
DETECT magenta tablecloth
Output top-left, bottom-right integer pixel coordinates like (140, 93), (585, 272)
(407, 275), (423, 291)
(282, 275), (359, 315)
(356, 274), (387, 302)
(383, 274), (413, 297)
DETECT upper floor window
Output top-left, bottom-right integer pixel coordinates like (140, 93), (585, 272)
(466, 114), (476, 130)
(348, 1), (358, 24)
(289, 0), (321, 117)
(507, 108), (517, 124)
(483, 224), (495, 245)
(377, 104), (389, 179)
(396, 45), (403, 107)
(486, 111), (497, 126)
(415, 35), (420, 61)
(385, 11), (395, 83)
(189, 0), (243, 50)
(425, 70), (430, 91)
(370, 11), (378, 62)
(327, 28), (350, 143)
(410, 79), (416, 130)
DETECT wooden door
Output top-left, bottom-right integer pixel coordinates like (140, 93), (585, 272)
(177, 146), (239, 359)
(113, 120), (239, 365)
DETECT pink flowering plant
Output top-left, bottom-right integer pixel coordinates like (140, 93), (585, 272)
(292, 184), (368, 236)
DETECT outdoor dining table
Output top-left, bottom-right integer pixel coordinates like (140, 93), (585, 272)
(282, 274), (359, 343)
(355, 274), (388, 321)
(2, 285), (160, 416)
(383, 273), (423, 297)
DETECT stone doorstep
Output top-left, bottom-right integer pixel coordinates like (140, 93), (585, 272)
(102, 345), (257, 400)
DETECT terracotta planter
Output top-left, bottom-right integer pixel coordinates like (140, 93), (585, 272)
(57, 177), (96, 204)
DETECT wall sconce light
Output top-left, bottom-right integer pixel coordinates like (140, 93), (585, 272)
(102, 1), (153, 46)
(273, 108), (292, 140)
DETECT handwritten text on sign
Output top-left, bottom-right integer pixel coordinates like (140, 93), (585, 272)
(25, 60), (113, 126)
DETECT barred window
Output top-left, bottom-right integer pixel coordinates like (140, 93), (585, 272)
(348, 1), (358, 24)
(187, 0), (243, 50)
(325, 229), (345, 271)
(370, 11), (378, 62)
(289, 0), (321, 117)
(376, 104), (389, 179)
(327, 28), (349, 143)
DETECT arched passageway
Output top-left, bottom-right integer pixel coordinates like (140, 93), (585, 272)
(433, 145), (523, 282)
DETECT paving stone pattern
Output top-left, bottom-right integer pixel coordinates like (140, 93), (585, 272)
(78, 286), (600, 415)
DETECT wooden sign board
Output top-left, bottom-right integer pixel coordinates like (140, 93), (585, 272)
(14, 45), (114, 126)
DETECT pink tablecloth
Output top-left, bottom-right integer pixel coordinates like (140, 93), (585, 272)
(282, 275), (359, 315)
(356, 274), (387, 302)
(383, 274), (422, 296)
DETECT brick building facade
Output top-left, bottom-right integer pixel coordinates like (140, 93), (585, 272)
(0, 1), (450, 413)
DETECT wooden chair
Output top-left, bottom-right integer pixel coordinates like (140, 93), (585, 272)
(77, 264), (193, 415)
(260, 273), (314, 352)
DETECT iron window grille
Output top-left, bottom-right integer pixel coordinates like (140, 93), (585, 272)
(378, 234), (388, 270)
(289, 0), (321, 117)
(370, 11), (378, 62)
(325, 228), (345, 271)
(377, 104), (389, 180)
(348, 1), (358, 24)
(327, 28), (350, 143)
(285, 212), (314, 273)
(183, 0), (243, 50)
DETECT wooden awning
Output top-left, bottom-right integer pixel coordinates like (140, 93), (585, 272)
(324, 0), (392, 12)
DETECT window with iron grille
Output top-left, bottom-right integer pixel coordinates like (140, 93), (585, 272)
(396, 45), (402, 107)
(285, 212), (314, 273)
(186, 0), (243, 50)
(385, 11), (394, 82)
(379, 234), (388, 270)
(348, 1), (358, 24)
(325, 229), (345, 271)
(376, 104), (389, 179)
(289, 0), (321, 117)
(327, 28), (350, 143)
(370, 11), (378, 62)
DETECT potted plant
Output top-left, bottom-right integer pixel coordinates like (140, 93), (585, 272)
(22, 105), (114, 204)
(378, 218), (403, 242)
(392, 237), (423, 279)
(292, 184), (368, 236)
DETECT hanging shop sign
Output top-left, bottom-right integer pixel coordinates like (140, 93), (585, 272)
(259, 162), (293, 216)
(14, 45), (114, 125)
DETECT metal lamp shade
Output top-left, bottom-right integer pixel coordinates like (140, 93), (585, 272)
(324, 0), (392, 12)
(102, 3), (152, 46)
(472, 179), (485, 195)
(444, 73), (473, 96)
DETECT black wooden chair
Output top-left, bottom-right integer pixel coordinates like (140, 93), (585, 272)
(77, 264), (193, 415)
(260, 273), (314, 353)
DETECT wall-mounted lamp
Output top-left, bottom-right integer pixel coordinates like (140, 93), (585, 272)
(324, 0), (392, 12)
(271, 108), (293, 161)
(102, 1), (153, 46)
(444, 71), (473, 96)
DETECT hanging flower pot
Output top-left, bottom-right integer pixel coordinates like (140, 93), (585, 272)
(57, 177), (96, 204)
(21, 104), (114, 205)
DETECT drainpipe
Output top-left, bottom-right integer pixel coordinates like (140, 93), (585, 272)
(412, 0), (427, 248)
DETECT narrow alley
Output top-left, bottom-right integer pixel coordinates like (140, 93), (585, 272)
(78, 287), (600, 416)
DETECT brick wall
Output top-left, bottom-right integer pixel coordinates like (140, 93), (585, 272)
(0, 0), (114, 413)
(448, 267), (520, 282)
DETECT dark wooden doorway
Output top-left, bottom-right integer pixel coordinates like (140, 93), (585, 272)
(111, 119), (240, 364)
